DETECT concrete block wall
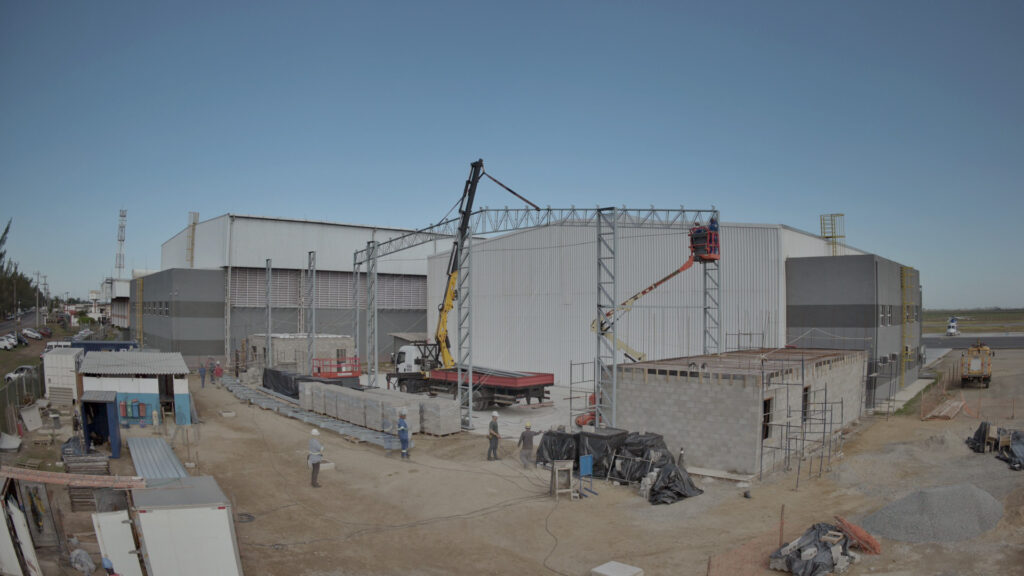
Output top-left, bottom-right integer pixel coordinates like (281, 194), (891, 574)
(616, 367), (763, 475)
(367, 389), (421, 435)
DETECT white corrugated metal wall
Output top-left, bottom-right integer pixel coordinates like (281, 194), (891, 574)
(428, 223), (811, 387)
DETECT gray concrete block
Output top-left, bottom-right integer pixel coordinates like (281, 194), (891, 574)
(363, 396), (383, 431)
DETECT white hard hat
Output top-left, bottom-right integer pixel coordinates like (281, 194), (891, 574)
(311, 429), (320, 436)
(399, 408), (407, 416)
(491, 411), (499, 417)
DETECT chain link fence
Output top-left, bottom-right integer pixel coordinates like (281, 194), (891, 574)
(0, 370), (44, 435)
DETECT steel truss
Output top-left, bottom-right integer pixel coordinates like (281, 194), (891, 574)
(354, 206), (719, 427)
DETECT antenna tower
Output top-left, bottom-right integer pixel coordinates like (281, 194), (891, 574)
(116, 209), (127, 278)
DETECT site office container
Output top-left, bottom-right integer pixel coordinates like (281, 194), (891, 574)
(42, 348), (84, 401)
(101, 477), (244, 576)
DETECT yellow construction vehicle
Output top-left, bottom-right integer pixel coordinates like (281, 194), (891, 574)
(960, 340), (994, 388)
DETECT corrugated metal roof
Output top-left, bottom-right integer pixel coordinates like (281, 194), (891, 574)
(81, 351), (189, 376)
(127, 437), (189, 480)
(132, 476), (229, 509)
(81, 390), (117, 403)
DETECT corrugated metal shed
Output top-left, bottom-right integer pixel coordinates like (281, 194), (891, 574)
(127, 437), (189, 480)
(132, 476), (228, 509)
(81, 390), (117, 403)
(81, 351), (189, 376)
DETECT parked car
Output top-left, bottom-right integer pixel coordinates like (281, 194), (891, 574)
(0, 337), (13, 351)
(4, 365), (35, 382)
(37, 327), (52, 338)
(22, 328), (42, 340)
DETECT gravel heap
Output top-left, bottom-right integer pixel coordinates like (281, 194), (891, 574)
(862, 483), (1003, 543)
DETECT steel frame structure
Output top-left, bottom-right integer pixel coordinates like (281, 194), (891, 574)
(306, 251), (317, 375)
(353, 206), (719, 428)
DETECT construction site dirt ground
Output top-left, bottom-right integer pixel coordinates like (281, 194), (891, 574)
(37, 349), (1024, 575)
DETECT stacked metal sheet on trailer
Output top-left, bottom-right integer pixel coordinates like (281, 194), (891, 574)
(224, 378), (409, 449)
(127, 437), (189, 480)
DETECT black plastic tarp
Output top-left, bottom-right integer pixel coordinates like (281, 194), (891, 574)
(578, 428), (628, 478)
(536, 431), (579, 466)
(768, 523), (849, 576)
(966, 421), (990, 453)
(610, 432), (671, 483)
(263, 368), (300, 398)
(649, 460), (703, 504)
(996, 429), (1024, 471)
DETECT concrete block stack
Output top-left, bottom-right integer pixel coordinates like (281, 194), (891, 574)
(298, 381), (313, 411)
(418, 395), (461, 435)
(367, 389), (421, 435)
(312, 384), (325, 414)
(336, 387), (365, 427)
(323, 387), (339, 419)
(363, 396), (384, 431)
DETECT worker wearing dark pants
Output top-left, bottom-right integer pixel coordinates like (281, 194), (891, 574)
(487, 412), (501, 460)
(518, 422), (539, 468)
(309, 429), (324, 487)
(398, 408), (410, 459)
(198, 365), (206, 388)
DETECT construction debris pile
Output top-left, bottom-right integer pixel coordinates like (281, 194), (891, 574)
(966, 421), (1024, 470)
(537, 429), (702, 505)
(861, 483), (1003, 543)
(769, 523), (863, 576)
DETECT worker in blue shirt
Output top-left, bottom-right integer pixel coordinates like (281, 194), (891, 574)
(198, 364), (207, 388)
(398, 408), (410, 460)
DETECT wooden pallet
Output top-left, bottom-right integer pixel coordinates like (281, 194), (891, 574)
(924, 398), (965, 420)
(15, 459), (42, 470)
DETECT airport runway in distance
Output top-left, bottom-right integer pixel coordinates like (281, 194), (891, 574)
(923, 333), (1024, 350)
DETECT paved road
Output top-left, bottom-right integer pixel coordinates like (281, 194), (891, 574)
(0, 311), (36, 335)
(923, 333), (1024, 350)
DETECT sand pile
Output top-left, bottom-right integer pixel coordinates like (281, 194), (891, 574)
(862, 483), (1002, 542)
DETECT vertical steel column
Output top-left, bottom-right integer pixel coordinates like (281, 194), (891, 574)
(265, 259), (272, 368)
(703, 259), (721, 355)
(366, 241), (379, 388)
(307, 251), (317, 375)
(353, 254), (361, 369)
(457, 227), (474, 429)
(595, 208), (618, 427)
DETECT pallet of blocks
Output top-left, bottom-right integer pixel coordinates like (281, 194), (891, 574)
(366, 390), (421, 435)
(298, 380), (314, 411)
(419, 395), (461, 436)
(335, 387), (366, 427)
(323, 386), (339, 419)
(362, 395), (384, 431)
(311, 383), (325, 414)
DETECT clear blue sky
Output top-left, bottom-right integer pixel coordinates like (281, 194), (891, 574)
(2, 1), (1021, 308)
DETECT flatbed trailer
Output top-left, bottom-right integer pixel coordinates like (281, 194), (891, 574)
(388, 364), (553, 410)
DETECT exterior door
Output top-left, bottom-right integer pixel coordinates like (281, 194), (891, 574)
(92, 511), (143, 576)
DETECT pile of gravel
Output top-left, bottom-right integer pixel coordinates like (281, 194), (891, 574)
(862, 483), (1003, 543)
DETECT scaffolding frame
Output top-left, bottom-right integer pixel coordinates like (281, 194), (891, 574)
(755, 353), (846, 489)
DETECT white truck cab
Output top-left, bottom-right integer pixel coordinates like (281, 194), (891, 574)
(395, 345), (424, 374)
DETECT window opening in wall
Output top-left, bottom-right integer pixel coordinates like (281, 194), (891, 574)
(762, 397), (773, 440)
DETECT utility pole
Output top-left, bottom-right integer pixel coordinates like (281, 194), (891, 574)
(265, 259), (273, 368)
(34, 272), (40, 328)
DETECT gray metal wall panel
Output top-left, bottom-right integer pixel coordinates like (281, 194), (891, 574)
(786, 256), (876, 306)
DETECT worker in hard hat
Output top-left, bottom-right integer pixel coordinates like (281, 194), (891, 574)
(398, 408), (410, 460)
(308, 429), (324, 487)
(517, 422), (540, 469)
(487, 411), (501, 461)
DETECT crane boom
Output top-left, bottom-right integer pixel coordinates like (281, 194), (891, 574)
(436, 160), (484, 369)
